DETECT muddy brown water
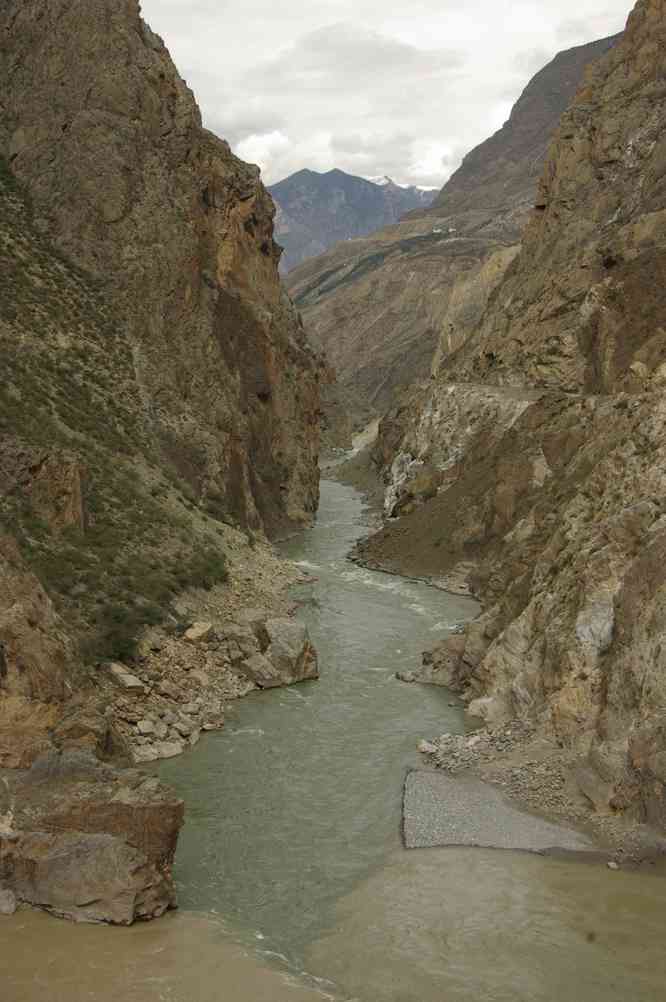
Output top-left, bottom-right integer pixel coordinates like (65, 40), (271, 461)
(3, 479), (666, 1001)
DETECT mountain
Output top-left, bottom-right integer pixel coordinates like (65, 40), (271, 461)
(358, 0), (666, 833)
(287, 35), (619, 435)
(268, 168), (435, 272)
(0, 0), (321, 922)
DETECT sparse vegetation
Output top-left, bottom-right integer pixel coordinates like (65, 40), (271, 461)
(0, 157), (228, 665)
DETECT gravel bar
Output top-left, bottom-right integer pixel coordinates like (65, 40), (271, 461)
(403, 769), (596, 853)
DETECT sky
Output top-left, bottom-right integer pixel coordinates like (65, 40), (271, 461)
(140, 0), (631, 189)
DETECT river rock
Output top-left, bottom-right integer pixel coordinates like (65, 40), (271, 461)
(237, 608), (271, 650)
(0, 750), (183, 924)
(238, 653), (282, 689)
(220, 622), (261, 658)
(174, 717), (194, 737)
(0, 887), (17, 915)
(152, 741), (184, 760)
(264, 619), (319, 684)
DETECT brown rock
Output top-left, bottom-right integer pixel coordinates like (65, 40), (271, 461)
(0, 887), (17, 916)
(238, 653), (282, 689)
(265, 619), (319, 684)
(184, 623), (214, 645)
(0, 750), (183, 924)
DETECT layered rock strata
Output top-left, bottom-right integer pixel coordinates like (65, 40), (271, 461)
(360, 0), (666, 831)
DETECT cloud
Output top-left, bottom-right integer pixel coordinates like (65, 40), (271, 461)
(140, 0), (632, 188)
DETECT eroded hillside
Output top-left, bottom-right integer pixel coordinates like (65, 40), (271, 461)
(360, 0), (666, 830)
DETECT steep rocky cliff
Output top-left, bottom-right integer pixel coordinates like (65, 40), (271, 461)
(269, 169), (434, 272)
(0, 0), (322, 920)
(360, 0), (666, 831)
(1, 0), (321, 537)
(287, 36), (618, 432)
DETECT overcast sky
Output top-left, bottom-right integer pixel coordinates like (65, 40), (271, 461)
(140, 0), (630, 189)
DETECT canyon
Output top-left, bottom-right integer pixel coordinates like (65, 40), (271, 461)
(287, 35), (619, 433)
(1, 6), (665, 1000)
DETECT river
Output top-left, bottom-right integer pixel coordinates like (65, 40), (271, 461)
(3, 479), (666, 1001)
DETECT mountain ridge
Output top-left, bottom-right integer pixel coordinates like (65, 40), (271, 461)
(269, 167), (435, 272)
(288, 34), (619, 434)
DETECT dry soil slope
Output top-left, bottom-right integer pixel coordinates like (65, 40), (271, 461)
(361, 0), (666, 830)
(288, 36), (618, 431)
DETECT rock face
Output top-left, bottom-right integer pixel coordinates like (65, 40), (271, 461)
(0, 750), (184, 924)
(0, 0), (323, 921)
(0, 0), (321, 538)
(269, 169), (435, 272)
(287, 36), (618, 431)
(360, 0), (666, 828)
(0, 0), (323, 701)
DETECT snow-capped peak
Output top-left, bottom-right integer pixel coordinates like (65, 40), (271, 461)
(366, 175), (395, 187)
(365, 175), (439, 193)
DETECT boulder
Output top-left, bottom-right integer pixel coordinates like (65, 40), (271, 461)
(264, 619), (319, 684)
(0, 750), (183, 924)
(107, 664), (145, 693)
(238, 653), (282, 689)
(152, 741), (184, 760)
(1, 831), (173, 925)
(220, 622), (261, 658)
(157, 680), (183, 701)
(184, 622), (214, 644)
(237, 608), (270, 650)
(189, 669), (210, 687)
(153, 720), (168, 741)
(0, 886), (17, 916)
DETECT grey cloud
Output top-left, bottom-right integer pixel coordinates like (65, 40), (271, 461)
(141, 0), (632, 188)
(247, 23), (466, 96)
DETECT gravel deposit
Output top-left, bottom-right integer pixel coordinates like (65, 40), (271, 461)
(403, 769), (595, 853)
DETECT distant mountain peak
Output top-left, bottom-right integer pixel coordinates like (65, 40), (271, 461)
(268, 167), (436, 272)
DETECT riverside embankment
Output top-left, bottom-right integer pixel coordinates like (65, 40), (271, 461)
(3, 478), (666, 1002)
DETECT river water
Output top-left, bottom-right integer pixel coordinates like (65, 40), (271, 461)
(3, 479), (666, 1001)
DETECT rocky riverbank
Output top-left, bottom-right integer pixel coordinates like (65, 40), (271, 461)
(344, 0), (666, 858)
(334, 438), (666, 862)
(414, 720), (666, 863)
(0, 534), (319, 924)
